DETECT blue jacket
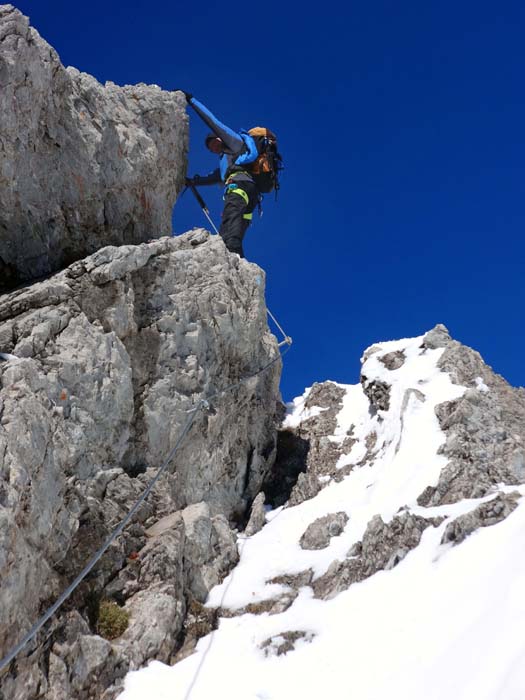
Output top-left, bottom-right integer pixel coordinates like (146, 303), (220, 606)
(188, 97), (259, 185)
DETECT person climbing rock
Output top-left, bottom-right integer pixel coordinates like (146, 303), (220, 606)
(179, 91), (282, 258)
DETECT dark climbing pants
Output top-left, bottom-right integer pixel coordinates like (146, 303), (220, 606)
(219, 179), (259, 257)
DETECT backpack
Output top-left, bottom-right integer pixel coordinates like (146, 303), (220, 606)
(246, 127), (283, 194)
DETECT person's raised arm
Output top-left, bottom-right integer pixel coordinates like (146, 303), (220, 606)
(178, 92), (244, 155)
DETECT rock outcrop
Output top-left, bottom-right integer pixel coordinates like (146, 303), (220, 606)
(312, 512), (443, 599)
(418, 324), (525, 504)
(0, 232), (282, 699)
(276, 325), (525, 604)
(299, 511), (348, 550)
(0, 4), (187, 292)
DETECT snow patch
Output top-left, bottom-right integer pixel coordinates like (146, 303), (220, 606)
(475, 376), (490, 392)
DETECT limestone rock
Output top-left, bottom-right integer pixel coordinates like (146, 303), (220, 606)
(70, 636), (115, 695)
(180, 502), (239, 602)
(302, 381), (346, 435)
(299, 511), (349, 550)
(118, 589), (184, 666)
(219, 590), (298, 618)
(244, 492), (266, 536)
(440, 492), (520, 546)
(260, 630), (315, 657)
(378, 349), (406, 370)
(312, 513), (442, 599)
(0, 232), (280, 699)
(267, 569), (314, 589)
(270, 381), (349, 507)
(0, 5), (188, 291)
(360, 377), (391, 412)
(417, 327), (525, 506)
(288, 470), (322, 506)
(421, 323), (452, 349)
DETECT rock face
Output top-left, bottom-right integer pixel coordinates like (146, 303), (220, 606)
(418, 325), (525, 505)
(0, 232), (282, 699)
(0, 4), (187, 292)
(267, 381), (352, 509)
(312, 512), (443, 599)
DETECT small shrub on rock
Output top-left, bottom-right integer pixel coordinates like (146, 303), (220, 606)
(97, 600), (129, 640)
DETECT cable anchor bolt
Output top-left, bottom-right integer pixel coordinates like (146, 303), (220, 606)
(278, 336), (293, 348)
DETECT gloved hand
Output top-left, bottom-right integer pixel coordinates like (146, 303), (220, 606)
(186, 176), (205, 187)
(174, 90), (193, 102)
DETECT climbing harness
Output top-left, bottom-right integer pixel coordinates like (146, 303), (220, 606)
(224, 182), (253, 220)
(0, 318), (292, 675)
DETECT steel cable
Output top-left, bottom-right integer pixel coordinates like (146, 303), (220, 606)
(0, 330), (292, 674)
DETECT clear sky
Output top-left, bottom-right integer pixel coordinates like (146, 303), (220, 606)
(14, 0), (525, 401)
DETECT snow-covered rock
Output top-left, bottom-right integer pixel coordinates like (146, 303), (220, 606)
(118, 325), (525, 700)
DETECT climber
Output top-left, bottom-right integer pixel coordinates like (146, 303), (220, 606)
(178, 91), (282, 258)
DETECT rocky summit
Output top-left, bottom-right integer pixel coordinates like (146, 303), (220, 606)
(0, 4), (187, 292)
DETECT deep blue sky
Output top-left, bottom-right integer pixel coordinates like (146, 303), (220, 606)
(14, 0), (525, 400)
